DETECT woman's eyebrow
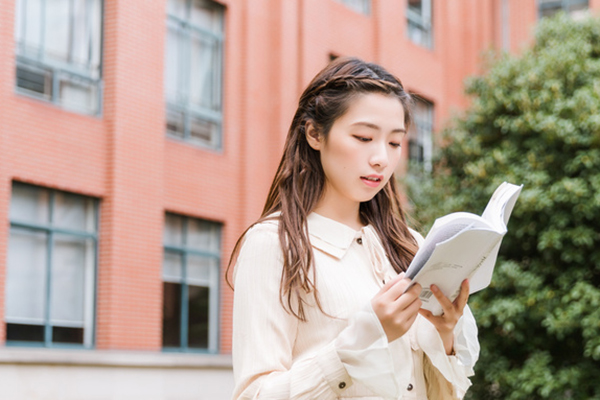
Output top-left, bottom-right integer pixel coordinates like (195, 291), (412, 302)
(351, 121), (407, 134)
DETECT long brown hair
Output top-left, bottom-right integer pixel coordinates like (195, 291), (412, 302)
(227, 57), (419, 320)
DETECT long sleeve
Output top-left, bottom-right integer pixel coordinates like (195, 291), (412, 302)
(406, 226), (480, 397)
(231, 223), (413, 400)
(414, 306), (480, 399)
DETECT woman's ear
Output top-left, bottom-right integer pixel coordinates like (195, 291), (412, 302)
(305, 121), (322, 150)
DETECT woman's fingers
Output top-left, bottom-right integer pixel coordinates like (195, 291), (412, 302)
(453, 279), (470, 311)
(418, 308), (434, 320)
(379, 272), (405, 293)
(430, 284), (454, 313)
(384, 277), (421, 304)
(371, 274), (423, 342)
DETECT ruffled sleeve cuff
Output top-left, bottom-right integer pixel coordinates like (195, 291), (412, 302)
(334, 302), (412, 399)
(415, 315), (476, 399)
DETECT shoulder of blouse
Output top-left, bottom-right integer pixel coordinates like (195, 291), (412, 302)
(232, 217), (282, 282)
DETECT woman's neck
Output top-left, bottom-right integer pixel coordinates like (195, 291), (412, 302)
(312, 199), (363, 231)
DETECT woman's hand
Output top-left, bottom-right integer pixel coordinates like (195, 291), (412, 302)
(371, 273), (422, 343)
(419, 279), (470, 355)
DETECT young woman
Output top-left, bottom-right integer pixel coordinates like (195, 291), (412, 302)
(228, 57), (479, 400)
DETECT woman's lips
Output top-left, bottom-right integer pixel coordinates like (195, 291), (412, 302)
(361, 175), (383, 188)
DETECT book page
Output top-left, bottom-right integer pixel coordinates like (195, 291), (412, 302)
(413, 229), (502, 315)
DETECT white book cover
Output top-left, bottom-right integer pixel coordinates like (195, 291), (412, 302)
(405, 182), (523, 315)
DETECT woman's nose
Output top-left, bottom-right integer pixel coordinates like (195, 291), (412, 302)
(369, 142), (389, 169)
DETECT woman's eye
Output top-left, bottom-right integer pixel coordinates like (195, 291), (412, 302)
(353, 135), (371, 142)
(389, 142), (401, 148)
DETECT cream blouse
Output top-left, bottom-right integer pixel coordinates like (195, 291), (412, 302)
(232, 212), (479, 400)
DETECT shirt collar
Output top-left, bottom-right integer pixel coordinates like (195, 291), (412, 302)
(307, 212), (361, 259)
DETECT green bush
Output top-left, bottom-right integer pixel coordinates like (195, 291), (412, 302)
(405, 13), (600, 400)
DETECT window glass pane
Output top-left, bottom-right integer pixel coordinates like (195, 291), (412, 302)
(408, 0), (423, 15)
(10, 184), (50, 225)
(164, 214), (184, 246)
(5, 228), (48, 323)
(570, 0), (589, 18)
(407, 0), (432, 48)
(50, 235), (91, 325)
(6, 323), (45, 342)
(60, 77), (98, 117)
(187, 219), (219, 252)
(53, 326), (84, 344)
(166, 109), (186, 138)
(540, 7), (560, 17)
(163, 251), (183, 282)
(168, 0), (187, 19)
(191, 0), (223, 33)
(19, 0), (43, 55)
(187, 285), (209, 349)
(338, 0), (370, 14)
(408, 100), (434, 171)
(71, 0), (91, 68)
(16, 63), (53, 98)
(162, 282), (182, 347)
(190, 117), (218, 146)
(90, 0), (102, 71)
(165, 23), (183, 105)
(187, 255), (216, 284)
(189, 35), (215, 110)
(44, 0), (70, 63)
(54, 191), (96, 232)
(15, 0), (25, 47)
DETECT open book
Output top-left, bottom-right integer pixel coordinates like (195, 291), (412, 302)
(405, 182), (523, 315)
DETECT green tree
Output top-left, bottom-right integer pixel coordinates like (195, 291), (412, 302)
(405, 13), (600, 400)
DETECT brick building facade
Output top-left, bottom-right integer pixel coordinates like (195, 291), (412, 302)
(0, 0), (597, 398)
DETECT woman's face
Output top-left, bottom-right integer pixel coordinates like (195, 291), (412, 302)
(307, 92), (406, 212)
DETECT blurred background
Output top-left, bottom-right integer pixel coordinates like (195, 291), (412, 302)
(0, 0), (598, 399)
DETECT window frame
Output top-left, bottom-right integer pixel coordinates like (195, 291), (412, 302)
(334, 0), (371, 15)
(538, 0), (589, 18)
(14, 0), (105, 116)
(5, 182), (99, 349)
(165, 0), (225, 150)
(162, 213), (221, 354)
(406, 0), (433, 49)
(408, 98), (434, 173)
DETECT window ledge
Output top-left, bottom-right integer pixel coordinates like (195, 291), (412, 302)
(0, 348), (232, 370)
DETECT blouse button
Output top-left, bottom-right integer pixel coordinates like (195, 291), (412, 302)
(356, 237), (363, 245)
(407, 383), (414, 391)
(338, 382), (346, 389)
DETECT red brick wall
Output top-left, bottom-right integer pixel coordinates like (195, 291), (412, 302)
(0, 0), (594, 355)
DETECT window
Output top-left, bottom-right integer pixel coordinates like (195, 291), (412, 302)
(14, 0), (103, 115)
(5, 183), (98, 347)
(408, 99), (434, 172)
(165, 0), (225, 149)
(538, 0), (589, 18)
(335, 0), (371, 15)
(162, 214), (221, 352)
(407, 0), (433, 49)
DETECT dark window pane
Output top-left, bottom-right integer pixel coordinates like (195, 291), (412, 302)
(162, 282), (182, 347)
(408, 0), (423, 14)
(190, 117), (218, 146)
(16, 64), (52, 97)
(166, 109), (185, 139)
(409, 140), (424, 163)
(6, 323), (44, 342)
(188, 285), (209, 349)
(52, 326), (84, 344)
